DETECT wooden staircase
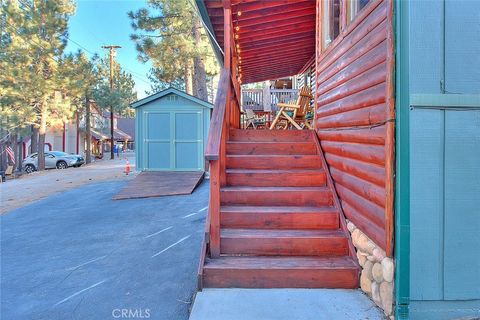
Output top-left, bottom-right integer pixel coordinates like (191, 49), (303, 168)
(199, 129), (360, 289)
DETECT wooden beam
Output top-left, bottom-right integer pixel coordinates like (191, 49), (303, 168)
(224, 2), (232, 69)
(241, 40), (314, 57)
(233, 2), (314, 21)
(237, 23), (316, 44)
(236, 15), (314, 34)
(240, 34), (315, 51)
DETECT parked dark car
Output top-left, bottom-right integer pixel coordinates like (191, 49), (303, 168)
(22, 151), (85, 173)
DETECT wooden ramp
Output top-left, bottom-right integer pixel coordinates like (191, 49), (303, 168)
(113, 171), (204, 200)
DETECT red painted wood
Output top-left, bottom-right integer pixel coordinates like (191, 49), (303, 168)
(205, 69), (230, 161)
(226, 169), (326, 187)
(317, 39), (387, 95)
(221, 205), (339, 230)
(221, 229), (348, 256)
(226, 142), (317, 155)
(316, 63), (387, 107)
(203, 256), (359, 288)
(335, 183), (385, 228)
(317, 103), (387, 129)
(325, 153), (386, 187)
(318, 126), (386, 145)
(315, 0), (394, 253)
(321, 140), (385, 166)
(220, 186), (333, 207)
(204, 0), (316, 84)
(341, 200), (386, 249)
(330, 167), (386, 208)
(209, 160), (221, 257)
(226, 155), (322, 170)
(316, 83), (386, 119)
(311, 132), (360, 271)
(229, 129), (311, 142)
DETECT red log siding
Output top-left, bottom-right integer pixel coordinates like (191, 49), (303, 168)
(315, 0), (394, 255)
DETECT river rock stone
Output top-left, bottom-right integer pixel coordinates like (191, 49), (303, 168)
(347, 221), (356, 232)
(360, 270), (372, 293)
(356, 232), (373, 254)
(352, 229), (361, 246)
(371, 281), (381, 306)
(380, 281), (394, 315)
(357, 251), (367, 266)
(372, 263), (383, 283)
(382, 258), (394, 282)
(373, 248), (386, 262)
(363, 260), (374, 281)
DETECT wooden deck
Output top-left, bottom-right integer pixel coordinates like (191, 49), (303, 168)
(113, 171), (204, 200)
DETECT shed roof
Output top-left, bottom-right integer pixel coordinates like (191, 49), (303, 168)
(195, 0), (316, 84)
(130, 87), (214, 109)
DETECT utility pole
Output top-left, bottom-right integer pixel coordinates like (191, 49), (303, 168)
(102, 45), (121, 160)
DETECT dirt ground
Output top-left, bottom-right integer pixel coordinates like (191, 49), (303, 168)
(0, 152), (137, 215)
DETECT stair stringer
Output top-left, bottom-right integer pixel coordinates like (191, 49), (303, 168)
(310, 131), (361, 274)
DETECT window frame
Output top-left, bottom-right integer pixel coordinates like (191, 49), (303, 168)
(347, 0), (372, 25)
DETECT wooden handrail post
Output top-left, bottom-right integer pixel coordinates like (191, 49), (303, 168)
(209, 159), (221, 257)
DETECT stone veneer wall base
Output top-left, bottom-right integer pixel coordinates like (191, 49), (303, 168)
(347, 220), (395, 320)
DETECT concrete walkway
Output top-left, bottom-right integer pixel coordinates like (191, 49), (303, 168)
(189, 288), (386, 320)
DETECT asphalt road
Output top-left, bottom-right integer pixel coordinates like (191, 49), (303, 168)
(1, 179), (208, 320)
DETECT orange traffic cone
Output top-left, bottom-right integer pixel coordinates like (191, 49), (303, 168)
(125, 158), (131, 175)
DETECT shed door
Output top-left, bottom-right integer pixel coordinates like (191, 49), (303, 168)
(145, 111), (203, 170)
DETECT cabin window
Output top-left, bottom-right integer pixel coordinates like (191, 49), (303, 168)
(347, 0), (371, 22)
(321, 0), (341, 51)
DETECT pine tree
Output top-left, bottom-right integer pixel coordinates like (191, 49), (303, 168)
(129, 0), (218, 101)
(61, 51), (100, 164)
(0, 0), (76, 171)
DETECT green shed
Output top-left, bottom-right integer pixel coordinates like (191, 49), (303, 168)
(131, 88), (213, 171)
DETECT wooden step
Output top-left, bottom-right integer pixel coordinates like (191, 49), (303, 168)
(226, 169), (326, 187)
(226, 154), (322, 170)
(220, 186), (333, 206)
(203, 256), (360, 288)
(229, 129), (312, 142)
(220, 229), (348, 256)
(221, 206), (339, 229)
(227, 141), (316, 155)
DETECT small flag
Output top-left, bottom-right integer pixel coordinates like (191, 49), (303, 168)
(5, 146), (15, 165)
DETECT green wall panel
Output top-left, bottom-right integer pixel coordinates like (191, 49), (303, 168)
(175, 113), (199, 140)
(147, 142), (170, 169)
(147, 113), (170, 140)
(443, 110), (480, 300)
(410, 109), (445, 300)
(175, 142), (199, 169)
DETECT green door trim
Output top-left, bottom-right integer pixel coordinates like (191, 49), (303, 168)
(395, 0), (411, 318)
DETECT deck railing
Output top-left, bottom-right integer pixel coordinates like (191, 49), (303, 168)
(204, 68), (240, 257)
(242, 88), (299, 110)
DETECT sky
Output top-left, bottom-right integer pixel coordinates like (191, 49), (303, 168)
(65, 0), (153, 99)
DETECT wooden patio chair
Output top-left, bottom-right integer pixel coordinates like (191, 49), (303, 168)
(244, 109), (266, 129)
(269, 86), (314, 130)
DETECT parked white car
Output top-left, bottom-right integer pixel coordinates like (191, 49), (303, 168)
(22, 151), (85, 173)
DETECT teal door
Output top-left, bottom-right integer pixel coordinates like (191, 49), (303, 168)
(144, 110), (203, 171)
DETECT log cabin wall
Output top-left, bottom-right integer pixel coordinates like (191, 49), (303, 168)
(314, 0), (395, 255)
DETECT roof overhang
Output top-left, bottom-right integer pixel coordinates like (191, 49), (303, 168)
(196, 0), (316, 84)
(130, 87), (214, 109)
